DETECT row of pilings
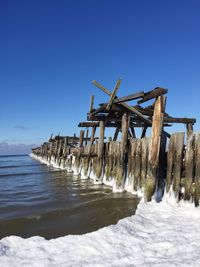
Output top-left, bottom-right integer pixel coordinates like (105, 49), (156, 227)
(32, 131), (200, 206)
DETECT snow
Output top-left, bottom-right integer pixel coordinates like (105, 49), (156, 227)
(1, 196), (200, 267)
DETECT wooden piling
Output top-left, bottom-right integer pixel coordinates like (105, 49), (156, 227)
(166, 133), (184, 197)
(79, 130), (85, 147)
(141, 137), (149, 189)
(194, 133), (200, 206)
(98, 121), (105, 158)
(85, 129), (89, 146)
(184, 133), (195, 201)
(116, 113), (130, 189)
(145, 96), (166, 201)
(186, 123), (193, 140)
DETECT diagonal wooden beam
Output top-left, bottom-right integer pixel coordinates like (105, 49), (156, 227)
(92, 80), (152, 125)
(130, 126), (136, 138)
(90, 95), (94, 112)
(120, 102), (152, 125)
(92, 80), (111, 95)
(113, 127), (120, 141)
(106, 79), (122, 110)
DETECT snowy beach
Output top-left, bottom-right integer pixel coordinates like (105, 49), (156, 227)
(1, 196), (200, 267)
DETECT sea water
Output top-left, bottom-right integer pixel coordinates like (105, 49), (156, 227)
(0, 155), (139, 239)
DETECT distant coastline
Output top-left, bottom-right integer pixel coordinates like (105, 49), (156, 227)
(0, 154), (28, 157)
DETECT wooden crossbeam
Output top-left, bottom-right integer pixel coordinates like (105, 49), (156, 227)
(90, 104), (107, 116)
(164, 117), (196, 124)
(78, 122), (99, 127)
(138, 87), (168, 104)
(92, 80), (152, 125)
(92, 103), (127, 114)
(106, 79), (121, 110)
(113, 91), (144, 103)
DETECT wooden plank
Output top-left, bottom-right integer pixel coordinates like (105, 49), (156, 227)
(91, 103), (128, 114)
(113, 91), (144, 103)
(90, 95), (94, 112)
(92, 80), (112, 95)
(106, 79), (121, 110)
(78, 122), (99, 127)
(145, 95), (166, 201)
(164, 117), (196, 124)
(138, 87), (168, 104)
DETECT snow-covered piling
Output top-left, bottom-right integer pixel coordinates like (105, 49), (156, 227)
(31, 130), (200, 206)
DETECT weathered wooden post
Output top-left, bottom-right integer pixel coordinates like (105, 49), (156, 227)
(74, 130), (85, 173)
(116, 112), (130, 189)
(95, 121), (105, 179)
(79, 130), (85, 147)
(98, 121), (105, 158)
(186, 123), (193, 140)
(194, 133), (200, 206)
(63, 136), (67, 158)
(54, 140), (58, 160)
(145, 95), (166, 201)
(172, 133), (184, 196)
(184, 133), (195, 201)
(48, 141), (53, 162)
(85, 126), (97, 174)
(85, 129), (89, 146)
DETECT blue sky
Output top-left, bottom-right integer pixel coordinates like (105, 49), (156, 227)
(0, 0), (200, 153)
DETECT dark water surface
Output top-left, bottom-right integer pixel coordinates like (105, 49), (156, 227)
(0, 155), (139, 239)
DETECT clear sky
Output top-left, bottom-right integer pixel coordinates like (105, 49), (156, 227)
(0, 0), (200, 153)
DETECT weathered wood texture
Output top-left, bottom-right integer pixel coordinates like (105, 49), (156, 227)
(138, 87), (168, 104)
(115, 113), (130, 189)
(145, 96), (166, 201)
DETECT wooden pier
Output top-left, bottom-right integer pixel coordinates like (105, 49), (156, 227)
(32, 79), (199, 206)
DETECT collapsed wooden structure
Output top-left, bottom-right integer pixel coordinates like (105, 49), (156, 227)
(32, 79), (199, 205)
